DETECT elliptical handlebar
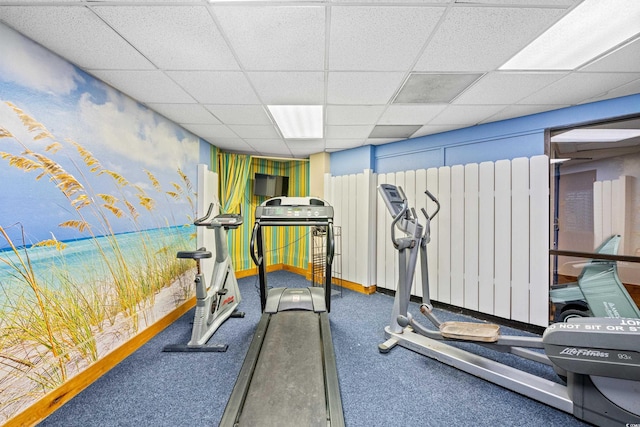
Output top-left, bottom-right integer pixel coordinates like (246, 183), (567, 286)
(422, 189), (440, 221)
(389, 187), (410, 250)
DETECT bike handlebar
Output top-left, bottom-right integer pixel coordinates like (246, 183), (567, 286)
(194, 203), (215, 226)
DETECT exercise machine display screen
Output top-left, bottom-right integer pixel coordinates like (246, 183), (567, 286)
(379, 184), (405, 217)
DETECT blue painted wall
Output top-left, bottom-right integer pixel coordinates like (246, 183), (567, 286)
(330, 93), (640, 176)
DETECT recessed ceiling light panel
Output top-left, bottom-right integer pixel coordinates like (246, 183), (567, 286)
(267, 105), (323, 139)
(500, 0), (640, 70)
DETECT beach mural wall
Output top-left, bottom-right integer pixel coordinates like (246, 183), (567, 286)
(0, 23), (210, 421)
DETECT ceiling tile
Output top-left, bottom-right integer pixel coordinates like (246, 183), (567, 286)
(90, 70), (194, 103)
(329, 6), (445, 71)
(0, 6), (154, 70)
(581, 38), (640, 72)
(182, 124), (238, 139)
(146, 103), (220, 124)
(414, 6), (565, 71)
(228, 125), (280, 139)
(517, 72), (640, 105)
(378, 105), (447, 125)
(205, 105), (272, 125)
(579, 78), (640, 104)
(285, 141), (325, 157)
(167, 71), (259, 104)
(328, 72), (405, 104)
(212, 5), (325, 71)
(394, 73), (482, 103)
(247, 72), (325, 104)
(245, 139), (291, 156)
(454, 72), (567, 105)
(413, 124), (460, 138)
(479, 104), (569, 124)
(325, 139), (364, 150)
(326, 105), (386, 125)
(204, 137), (254, 153)
(93, 5), (239, 70)
(326, 125), (373, 139)
(429, 105), (506, 125)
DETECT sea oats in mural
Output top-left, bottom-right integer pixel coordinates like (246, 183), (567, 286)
(0, 104), (197, 421)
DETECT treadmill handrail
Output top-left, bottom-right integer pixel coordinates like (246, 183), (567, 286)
(250, 222), (262, 266)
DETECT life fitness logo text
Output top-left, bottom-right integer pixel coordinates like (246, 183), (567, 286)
(222, 296), (235, 306)
(560, 348), (609, 358)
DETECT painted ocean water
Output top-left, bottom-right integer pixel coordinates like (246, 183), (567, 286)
(0, 226), (194, 304)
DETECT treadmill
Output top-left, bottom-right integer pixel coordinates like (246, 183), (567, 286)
(219, 196), (344, 427)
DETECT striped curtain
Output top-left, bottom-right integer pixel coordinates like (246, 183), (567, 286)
(218, 152), (252, 214)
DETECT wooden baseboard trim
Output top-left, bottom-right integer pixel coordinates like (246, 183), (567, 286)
(6, 297), (196, 427)
(334, 278), (377, 295)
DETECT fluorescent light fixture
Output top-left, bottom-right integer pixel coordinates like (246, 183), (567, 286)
(500, 0), (640, 70)
(551, 129), (640, 143)
(268, 105), (323, 139)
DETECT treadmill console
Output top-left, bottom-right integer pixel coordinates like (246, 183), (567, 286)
(255, 196), (333, 222)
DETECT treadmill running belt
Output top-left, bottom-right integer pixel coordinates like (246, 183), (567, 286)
(238, 311), (327, 427)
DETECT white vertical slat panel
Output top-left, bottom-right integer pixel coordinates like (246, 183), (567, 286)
(602, 180), (613, 241)
(334, 176), (345, 284)
(618, 176), (631, 253)
(404, 170), (417, 296)
(376, 174), (388, 290)
(593, 181), (603, 247)
(414, 169), (428, 299)
(356, 172), (366, 286)
(464, 163), (479, 311)
(612, 178), (621, 238)
(361, 169), (377, 287)
(511, 157), (530, 323)
(347, 174), (358, 283)
(529, 155), (550, 327)
(438, 166), (452, 304)
(494, 160), (511, 319)
(478, 161), (495, 315)
(324, 172), (332, 203)
(450, 165), (465, 307)
(385, 174), (397, 291)
(197, 165), (218, 283)
(342, 174), (352, 282)
(426, 168), (439, 301)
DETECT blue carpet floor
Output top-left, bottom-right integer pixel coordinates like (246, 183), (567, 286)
(39, 270), (588, 426)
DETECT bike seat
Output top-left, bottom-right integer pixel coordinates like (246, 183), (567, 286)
(176, 250), (212, 260)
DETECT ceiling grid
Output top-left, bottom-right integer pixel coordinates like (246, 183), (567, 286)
(0, 0), (639, 158)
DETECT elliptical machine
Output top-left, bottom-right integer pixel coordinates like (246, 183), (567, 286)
(163, 203), (244, 352)
(378, 183), (640, 426)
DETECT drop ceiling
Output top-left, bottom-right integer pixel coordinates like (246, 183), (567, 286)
(1, 0), (639, 159)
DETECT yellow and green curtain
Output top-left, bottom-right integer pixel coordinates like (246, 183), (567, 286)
(218, 152), (252, 214)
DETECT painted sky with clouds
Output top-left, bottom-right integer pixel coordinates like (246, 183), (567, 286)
(0, 23), (204, 248)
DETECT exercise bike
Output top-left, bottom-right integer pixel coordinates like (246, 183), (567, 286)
(378, 183), (640, 426)
(163, 203), (244, 352)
